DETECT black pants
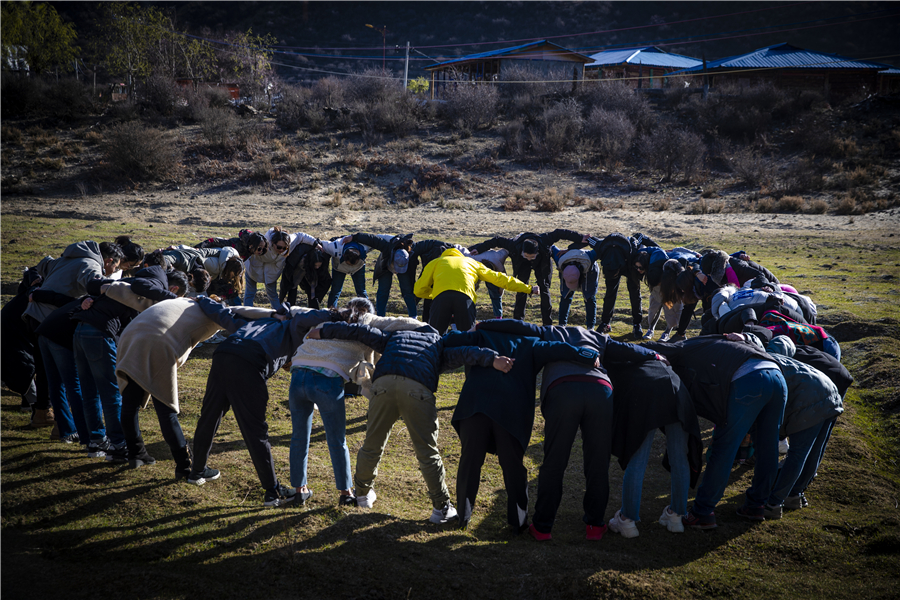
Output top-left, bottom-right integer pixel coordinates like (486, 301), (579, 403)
(457, 412), (528, 530)
(532, 381), (614, 533)
(600, 272), (642, 327)
(428, 290), (476, 335)
(120, 374), (189, 467)
(298, 275), (332, 310)
(513, 259), (552, 326)
(23, 316), (51, 410)
(191, 353), (277, 490)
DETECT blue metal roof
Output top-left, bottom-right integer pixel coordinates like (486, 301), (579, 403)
(677, 43), (892, 72)
(426, 40), (593, 69)
(881, 68), (900, 75)
(586, 46), (701, 69)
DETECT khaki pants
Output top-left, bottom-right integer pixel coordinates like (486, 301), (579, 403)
(354, 375), (448, 508)
(647, 285), (683, 333)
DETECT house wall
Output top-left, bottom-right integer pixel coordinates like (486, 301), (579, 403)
(709, 70), (879, 100)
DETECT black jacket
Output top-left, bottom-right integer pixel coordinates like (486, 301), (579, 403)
(792, 344), (853, 397)
(443, 326), (598, 451)
(643, 335), (778, 427)
(469, 229), (583, 276)
(318, 322), (498, 392)
(475, 319), (658, 395)
(606, 360), (704, 488)
(279, 242), (320, 303)
(352, 232), (414, 282)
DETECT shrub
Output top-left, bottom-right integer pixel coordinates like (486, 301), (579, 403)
(104, 121), (180, 180)
(534, 187), (567, 212)
(775, 195), (805, 212)
(199, 106), (242, 147)
(638, 125), (706, 181)
(203, 86), (234, 109)
(731, 145), (774, 187)
(586, 198), (606, 211)
(652, 196), (672, 211)
(442, 80), (499, 130)
(579, 81), (653, 133)
(311, 76), (347, 108)
(249, 157), (276, 182)
(583, 108), (635, 168)
(501, 192), (528, 211)
(806, 198), (828, 214)
(275, 85), (314, 131)
(691, 81), (791, 142)
(770, 158), (824, 197)
(45, 78), (94, 119)
(529, 98), (583, 163)
(687, 198), (724, 214)
(757, 197), (776, 213)
(2, 126), (24, 145)
(499, 118), (526, 159)
(499, 64), (571, 123)
(141, 74), (180, 116)
(834, 194), (857, 215)
(1, 73), (46, 118)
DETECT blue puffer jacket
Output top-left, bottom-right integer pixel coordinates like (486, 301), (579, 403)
(318, 322), (497, 392)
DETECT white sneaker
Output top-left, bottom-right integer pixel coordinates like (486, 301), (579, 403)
(779, 438), (790, 454)
(642, 330), (654, 341)
(608, 509), (639, 538)
(659, 506), (685, 533)
(429, 501), (458, 524)
(356, 488), (377, 508)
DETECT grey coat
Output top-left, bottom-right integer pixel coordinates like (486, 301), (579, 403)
(767, 335), (843, 436)
(23, 241), (104, 323)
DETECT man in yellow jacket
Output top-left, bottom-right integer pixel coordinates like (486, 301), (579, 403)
(414, 248), (537, 334)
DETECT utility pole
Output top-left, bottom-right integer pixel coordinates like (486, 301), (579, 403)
(404, 42), (409, 90)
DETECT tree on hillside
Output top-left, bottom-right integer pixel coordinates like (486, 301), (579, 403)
(215, 29), (277, 102)
(1, 1), (79, 75)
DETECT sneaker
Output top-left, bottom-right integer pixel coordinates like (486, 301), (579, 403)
(205, 331), (228, 344)
(105, 443), (128, 464)
(608, 510), (640, 538)
(528, 523), (552, 541)
(658, 328), (673, 343)
(659, 506), (685, 533)
(642, 330), (654, 341)
(337, 493), (356, 507)
(682, 509), (717, 530)
(31, 408), (55, 428)
(263, 483), (297, 507)
(632, 325), (644, 340)
(87, 438), (111, 458)
(128, 452), (157, 469)
(60, 433), (79, 444)
(356, 488), (377, 508)
(585, 523), (607, 541)
(598, 323), (611, 334)
(778, 438), (790, 455)
(736, 505), (766, 521)
(186, 467), (221, 486)
(784, 493), (807, 510)
(763, 503), (783, 520)
(668, 332), (687, 343)
(429, 501), (459, 524)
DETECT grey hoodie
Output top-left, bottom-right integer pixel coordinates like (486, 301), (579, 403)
(23, 241), (105, 323)
(766, 335), (843, 436)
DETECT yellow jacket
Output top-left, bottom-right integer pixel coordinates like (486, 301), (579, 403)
(414, 248), (532, 302)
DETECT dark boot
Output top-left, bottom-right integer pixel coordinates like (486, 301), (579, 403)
(127, 436), (157, 468)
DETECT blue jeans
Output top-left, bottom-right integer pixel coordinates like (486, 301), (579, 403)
(558, 264), (599, 328)
(822, 336), (841, 361)
(243, 272), (279, 309)
(621, 423), (690, 521)
(288, 369), (352, 490)
(73, 322), (125, 446)
(39, 336), (92, 441)
(328, 267), (368, 308)
(767, 417), (836, 505)
(693, 368), (787, 515)
(485, 282), (503, 318)
(375, 271), (417, 317)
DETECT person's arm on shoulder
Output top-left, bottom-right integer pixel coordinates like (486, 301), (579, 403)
(30, 288), (76, 307)
(440, 346), (500, 372)
(130, 277), (177, 302)
(103, 281), (159, 312)
(194, 296), (265, 333)
(317, 322), (389, 354)
(475, 319), (543, 339)
(351, 232), (393, 254)
(544, 229), (584, 247)
(604, 338), (660, 362)
(469, 236), (512, 255)
(532, 340), (599, 369)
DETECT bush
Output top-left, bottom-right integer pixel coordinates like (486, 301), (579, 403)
(499, 118), (526, 159)
(199, 106), (242, 147)
(104, 121), (180, 180)
(806, 198), (828, 214)
(529, 98), (583, 163)
(275, 85), (313, 131)
(770, 158), (824, 197)
(141, 74), (180, 116)
(502, 195), (527, 211)
(834, 194), (857, 215)
(499, 64), (570, 123)
(442, 80), (499, 131)
(583, 108), (635, 168)
(311, 76), (347, 108)
(731, 145), (774, 187)
(775, 195), (805, 212)
(579, 81), (653, 133)
(638, 125), (706, 181)
(1, 73), (46, 118)
(534, 187), (568, 212)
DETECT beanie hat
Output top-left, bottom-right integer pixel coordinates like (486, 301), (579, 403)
(392, 249), (410, 274)
(562, 265), (581, 290)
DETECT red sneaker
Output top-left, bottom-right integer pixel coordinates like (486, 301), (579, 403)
(585, 523), (608, 541)
(528, 523), (552, 541)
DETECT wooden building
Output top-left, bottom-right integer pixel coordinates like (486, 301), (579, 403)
(584, 46), (701, 88)
(424, 40), (594, 99)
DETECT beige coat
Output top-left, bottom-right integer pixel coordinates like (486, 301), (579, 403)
(290, 313), (421, 398)
(108, 286), (272, 413)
